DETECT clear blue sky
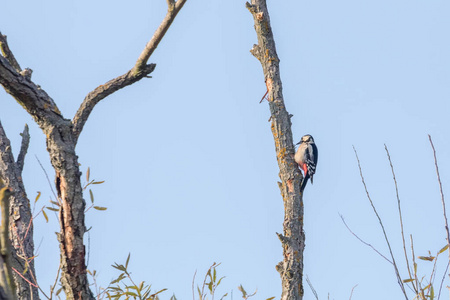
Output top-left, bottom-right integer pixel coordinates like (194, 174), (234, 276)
(1, 1), (450, 299)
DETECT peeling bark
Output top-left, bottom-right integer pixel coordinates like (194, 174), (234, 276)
(247, 1), (305, 299)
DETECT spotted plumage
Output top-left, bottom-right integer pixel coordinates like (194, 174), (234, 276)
(294, 134), (318, 192)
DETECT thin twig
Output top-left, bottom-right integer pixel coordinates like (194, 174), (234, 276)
(410, 235), (423, 300)
(428, 135), (450, 281)
(35, 155), (58, 203)
(349, 284), (358, 300)
(11, 267), (37, 288)
(192, 269), (197, 300)
(438, 260), (449, 300)
(306, 275), (319, 300)
(340, 214), (392, 264)
(353, 146), (408, 299)
(72, 0), (188, 144)
(134, 0), (187, 72)
(385, 145), (415, 285)
(49, 265), (61, 299)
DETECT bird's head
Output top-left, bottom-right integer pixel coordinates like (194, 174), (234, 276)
(296, 134), (314, 145)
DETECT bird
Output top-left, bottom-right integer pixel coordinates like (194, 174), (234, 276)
(294, 134), (318, 192)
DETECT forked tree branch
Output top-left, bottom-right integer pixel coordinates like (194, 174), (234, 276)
(72, 0), (187, 144)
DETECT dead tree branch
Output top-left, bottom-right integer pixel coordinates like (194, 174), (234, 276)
(0, 1), (189, 299)
(16, 125), (30, 174)
(0, 34), (21, 73)
(72, 0), (187, 144)
(247, 1), (304, 299)
(0, 121), (39, 299)
(0, 183), (17, 300)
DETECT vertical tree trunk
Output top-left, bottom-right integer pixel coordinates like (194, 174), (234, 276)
(247, 1), (305, 299)
(46, 121), (94, 300)
(0, 122), (39, 300)
(0, 184), (17, 300)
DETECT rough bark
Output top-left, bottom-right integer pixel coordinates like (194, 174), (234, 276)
(247, 1), (305, 300)
(0, 122), (39, 299)
(0, 184), (17, 300)
(0, 1), (187, 298)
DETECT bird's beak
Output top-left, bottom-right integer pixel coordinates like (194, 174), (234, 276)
(296, 141), (301, 145)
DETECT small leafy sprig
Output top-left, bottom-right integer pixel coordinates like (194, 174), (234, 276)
(104, 254), (168, 300)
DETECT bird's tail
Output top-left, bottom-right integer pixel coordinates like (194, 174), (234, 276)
(300, 174), (310, 192)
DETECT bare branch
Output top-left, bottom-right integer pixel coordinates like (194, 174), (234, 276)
(0, 55), (63, 130)
(340, 214), (392, 264)
(353, 146), (408, 299)
(0, 33), (21, 72)
(134, 0), (187, 72)
(305, 276), (318, 300)
(349, 285), (358, 300)
(385, 145), (414, 283)
(71, 64), (155, 143)
(16, 124), (30, 173)
(438, 260), (449, 300)
(428, 135), (450, 283)
(72, 0), (187, 144)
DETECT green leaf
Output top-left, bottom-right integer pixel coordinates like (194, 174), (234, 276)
(208, 281), (213, 293)
(418, 256), (435, 261)
(50, 200), (60, 206)
(94, 206), (107, 211)
(149, 288), (167, 298)
(402, 278), (414, 283)
(126, 253), (131, 269)
(220, 293), (228, 300)
(35, 191), (41, 203)
(92, 181), (105, 184)
(238, 285), (247, 297)
(87, 167), (90, 182)
(111, 273), (126, 284)
(213, 267), (217, 282)
(438, 244), (449, 254)
(266, 297), (275, 300)
(42, 209), (49, 223)
(112, 263), (126, 272)
(46, 207), (59, 212)
(217, 276), (225, 287)
(430, 284), (435, 299)
(56, 287), (63, 295)
(89, 189), (94, 203)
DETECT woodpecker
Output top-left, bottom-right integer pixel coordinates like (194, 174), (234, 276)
(294, 134), (318, 192)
